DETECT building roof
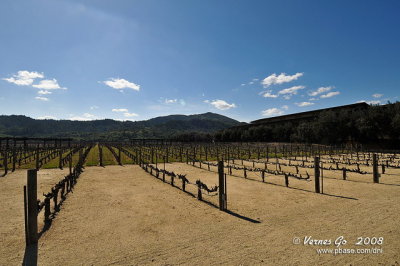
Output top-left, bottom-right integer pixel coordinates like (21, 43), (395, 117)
(251, 102), (369, 125)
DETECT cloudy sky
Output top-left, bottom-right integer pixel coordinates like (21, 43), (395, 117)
(0, 0), (399, 122)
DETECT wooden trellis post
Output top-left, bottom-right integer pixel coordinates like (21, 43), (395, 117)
(12, 147), (16, 172)
(35, 146), (40, 170)
(218, 161), (227, 211)
(59, 149), (63, 169)
(3, 149), (8, 176)
(25, 169), (38, 245)
(99, 145), (103, 167)
(314, 157), (320, 193)
(373, 153), (379, 183)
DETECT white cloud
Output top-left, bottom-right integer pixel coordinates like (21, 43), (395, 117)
(320, 91), (340, 98)
(241, 83), (246, 86)
(165, 98), (177, 104)
(69, 113), (97, 121)
(296, 101), (314, 107)
(32, 79), (66, 90)
(261, 72), (303, 88)
(309, 98), (318, 101)
(179, 99), (186, 106)
(308, 86), (333, 96)
(261, 108), (284, 117)
(90, 105), (99, 110)
(35, 96), (49, 101)
(252, 78), (259, 81)
(103, 78), (140, 91)
(281, 105), (289, 110)
(283, 95), (292, 100)
(372, 93), (383, 98)
(206, 99), (236, 110)
(3, 70), (44, 86)
(278, 85), (305, 95)
(261, 90), (278, 98)
(248, 81), (254, 85)
(112, 108), (129, 112)
(83, 113), (95, 118)
(70, 116), (89, 121)
(37, 116), (56, 120)
(124, 112), (139, 117)
(38, 90), (52, 95)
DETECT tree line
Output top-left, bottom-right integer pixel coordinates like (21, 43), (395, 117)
(212, 102), (400, 147)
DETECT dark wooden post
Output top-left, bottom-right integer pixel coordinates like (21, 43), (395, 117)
(35, 146), (40, 170)
(373, 153), (379, 183)
(12, 147), (16, 172)
(27, 169), (38, 245)
(284, 174), (289, 187)
(79, 148), (83, 162)
(118, 148), (122, 165)
(44, 197), (51, 224)
(218, 161), (226, 211)
(197, 182), (202, 200)
(342, 168), (347, 180)
(99, 145), (103, 166)
(59, 149), (63, 169)
(69, 155), (72, 175)
(314, 157), (320, 193)
(3, 149), (8, 175)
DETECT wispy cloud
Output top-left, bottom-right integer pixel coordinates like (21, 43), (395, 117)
(165, 98), (177, 104)
(261, 72), (303, 88)
(35, 96), (49, 101)
(320, 91), (340, 98)
(103, 78), (140, 91)
(90, 105), (99, 110)
(3, 70), (44, 86)
(372, 93), (383, 98)
(308, 86), (333, 96)
(123, 112), (139, 117)
(278, 85), (305, 95)
(69, 113), (97, 121)
(111, 108), (139, 119)
(112, 108), (129, 112)
(37, 116), (57, 120)
(281, 105), (289, 110)
(261, 108), (284, 117)
(205, 99), (236, 110)
(32, 79), (67, 90)
(261, 90), (278, 98)
(38, 90), (52, 95)
(296, 101), (314, 107)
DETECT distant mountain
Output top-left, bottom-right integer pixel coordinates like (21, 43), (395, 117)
(0, 112), (244, 141)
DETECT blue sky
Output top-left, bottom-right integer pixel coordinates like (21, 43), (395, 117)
(0, 0), (399, 122)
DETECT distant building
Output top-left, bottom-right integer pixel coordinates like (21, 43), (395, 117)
(251, 102), (369, 126)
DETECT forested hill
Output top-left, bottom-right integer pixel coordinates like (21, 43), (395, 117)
(0, 112), (244, 140)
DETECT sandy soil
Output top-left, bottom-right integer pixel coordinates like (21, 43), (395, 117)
(0, 164), (399, 265)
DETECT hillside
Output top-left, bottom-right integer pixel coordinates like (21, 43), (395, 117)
(0, 112), (243, 141)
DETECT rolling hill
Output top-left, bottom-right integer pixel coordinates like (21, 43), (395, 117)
(0, 112), (244, 141)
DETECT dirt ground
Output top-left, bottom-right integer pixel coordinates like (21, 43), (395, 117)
(0, 163), (399, 265)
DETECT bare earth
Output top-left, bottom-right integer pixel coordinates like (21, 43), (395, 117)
(0, 163), (399, 265)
